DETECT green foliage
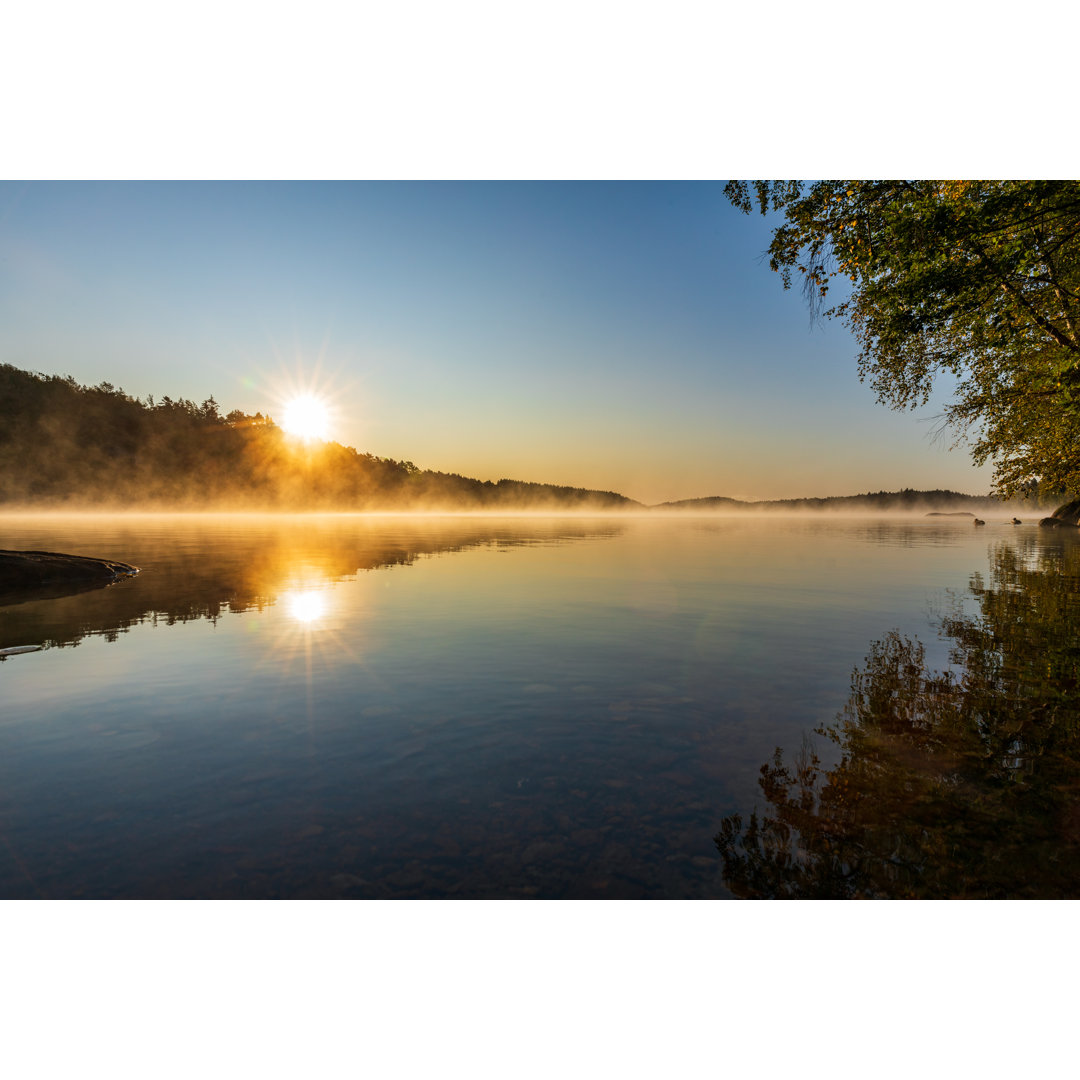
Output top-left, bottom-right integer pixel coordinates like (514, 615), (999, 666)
(726, 181), (1080, 496)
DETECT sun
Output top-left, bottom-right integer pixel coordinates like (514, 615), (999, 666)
(281, 395), (330, 440)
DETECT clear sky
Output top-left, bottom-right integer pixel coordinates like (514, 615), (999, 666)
(0, 180), (995, 505)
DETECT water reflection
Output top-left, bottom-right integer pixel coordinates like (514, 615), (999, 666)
(285, 589), (329, 625)
(0, 516), (624, 655)
(714, 532), (1080, 899)
(8, 514), (1063, 898)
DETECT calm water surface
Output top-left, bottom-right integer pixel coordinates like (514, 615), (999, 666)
(1, 512), (1075, 898)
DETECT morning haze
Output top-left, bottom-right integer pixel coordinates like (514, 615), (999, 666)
(4, 180), (1080, 905)
(0, 360), (1008, 513)
(0, 181), (994, 504)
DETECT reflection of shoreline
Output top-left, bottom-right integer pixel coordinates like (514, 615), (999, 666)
(0, 518), (624, 654)
(714, 534), (1080, 899)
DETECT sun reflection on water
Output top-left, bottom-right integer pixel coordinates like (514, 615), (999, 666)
(286, 589), (327, 625)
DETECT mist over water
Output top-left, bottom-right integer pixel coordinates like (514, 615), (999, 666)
(4, 511), (1068, 898)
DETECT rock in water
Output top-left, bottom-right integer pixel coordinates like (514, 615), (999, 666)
(1051, 499), (1080, 525)
(0, 550), (140, 599)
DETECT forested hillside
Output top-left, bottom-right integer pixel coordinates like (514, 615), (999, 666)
(0, 365), (638, 510)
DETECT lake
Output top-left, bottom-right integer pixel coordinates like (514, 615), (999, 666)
(2, 511), (1077, 899)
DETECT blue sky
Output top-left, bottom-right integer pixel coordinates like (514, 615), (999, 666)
(0, 181), (994, 504)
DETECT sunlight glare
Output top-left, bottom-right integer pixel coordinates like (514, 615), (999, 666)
(287, 590), (327, 624)
(282, 395), (330, 440)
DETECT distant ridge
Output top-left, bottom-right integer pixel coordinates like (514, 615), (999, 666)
(0, 365), (1058, 514)
(651, 489), (1022, 512)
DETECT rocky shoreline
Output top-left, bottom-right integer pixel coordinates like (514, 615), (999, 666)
(0, 549), (140, 601)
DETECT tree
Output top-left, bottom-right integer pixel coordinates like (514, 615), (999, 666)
(725, 181), (1080, 496)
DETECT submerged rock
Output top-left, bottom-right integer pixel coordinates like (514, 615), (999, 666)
(0, 549), (139, 601)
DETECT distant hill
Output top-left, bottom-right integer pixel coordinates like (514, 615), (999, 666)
(0, 364), (640, 511)
(2, 364), (1059, 515)
(652, 489), (1032, 512)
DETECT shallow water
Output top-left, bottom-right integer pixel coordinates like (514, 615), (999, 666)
(0, 512), (1073, 898)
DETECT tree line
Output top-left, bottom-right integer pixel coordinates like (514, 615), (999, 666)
(654, 488), (1028, 512)
(0, 364), (638, 510)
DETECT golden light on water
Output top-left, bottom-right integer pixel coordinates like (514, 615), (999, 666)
(286, 589), (328, 624)
(281, 395), (331, 441)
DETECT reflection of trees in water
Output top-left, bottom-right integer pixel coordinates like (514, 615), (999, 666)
(0, 519), (623, 653)
(715, 535), (1080, 899)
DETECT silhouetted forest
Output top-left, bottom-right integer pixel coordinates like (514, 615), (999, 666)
(0, 365), (639, 510)
(655, 489), (1024, 512)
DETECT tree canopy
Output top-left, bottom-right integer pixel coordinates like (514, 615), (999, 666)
(726, 181), (1080, 497)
